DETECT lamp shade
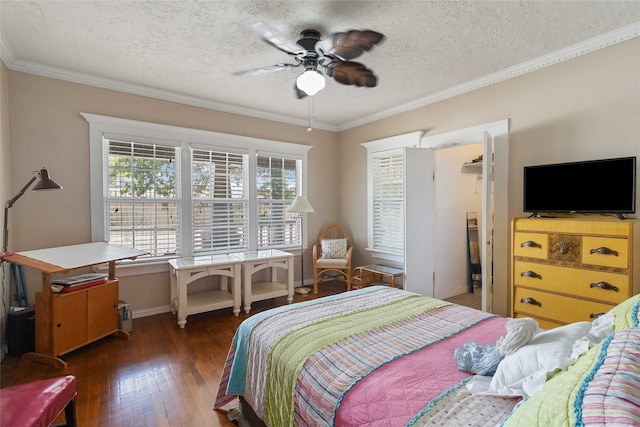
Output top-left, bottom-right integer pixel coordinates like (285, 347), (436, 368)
(296, 70), (326, 96)
(32, 168), (63, 191)
(288, 196), (315, 213)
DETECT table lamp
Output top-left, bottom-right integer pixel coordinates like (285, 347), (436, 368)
(287, 196), (314, 290)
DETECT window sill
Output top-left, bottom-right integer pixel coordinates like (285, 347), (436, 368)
(365, 248), (404, 264)
(92, 259), (171, 277)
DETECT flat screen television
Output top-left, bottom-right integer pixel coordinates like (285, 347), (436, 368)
(523, 156), (636, 217)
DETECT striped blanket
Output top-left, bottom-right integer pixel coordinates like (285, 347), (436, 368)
(215, 289), (640, 426)
(214, 286), (511, 426)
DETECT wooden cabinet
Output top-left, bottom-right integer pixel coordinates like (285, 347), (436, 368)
(511, 218), (639, 329)
(51, 280), (119, 356)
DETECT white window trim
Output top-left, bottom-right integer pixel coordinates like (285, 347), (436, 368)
(83, 113), (312, 275)
(362, 131), (423, 263)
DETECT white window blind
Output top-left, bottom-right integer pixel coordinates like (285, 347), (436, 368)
(106, 139), (180, 258)
(372, 151), (404, 254)
(256, 155), (299, 249)
(191, 149), (249, 254)
(86, 113), (312, 268)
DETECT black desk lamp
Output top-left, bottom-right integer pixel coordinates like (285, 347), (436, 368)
(3, 168), (62, 254)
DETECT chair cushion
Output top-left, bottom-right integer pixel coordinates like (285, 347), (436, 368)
(321, 238), (348, 259)
(0, 375), (77, 427)
(316, 257), (348, 267)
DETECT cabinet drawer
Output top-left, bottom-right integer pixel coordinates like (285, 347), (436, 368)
(514, 261), (630, 304)
(513, 287), (613, 324)
(513, 232), (548, 259)
(581, 236), (629, 269)
(514, 313), (563, 330)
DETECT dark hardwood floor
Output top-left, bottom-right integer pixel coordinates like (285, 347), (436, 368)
(1, 281), (347, 427)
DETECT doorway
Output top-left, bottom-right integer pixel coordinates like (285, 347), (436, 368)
(405, 119), (508, 313)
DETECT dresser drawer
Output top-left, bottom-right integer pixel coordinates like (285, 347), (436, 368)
(581, 236), (629, 269)
(514, 261), (630, 304)
(513, 287), (613, 324)
(513, 232), (548, 259)
(514, 313), (563, 330)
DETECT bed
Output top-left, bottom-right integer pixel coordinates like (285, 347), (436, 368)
(214, 286), (640, 426)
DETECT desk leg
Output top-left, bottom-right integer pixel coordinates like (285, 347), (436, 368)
(232, 264), (241, 316)
(169, 266), (177, 315)
(24, 273), (67, 369)
(177, 272), (188, 328)
(286, 258), (294, 304)
(22, 352), (67, 370)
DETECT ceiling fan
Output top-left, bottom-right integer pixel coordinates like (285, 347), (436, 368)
(235, 23), (385, 98)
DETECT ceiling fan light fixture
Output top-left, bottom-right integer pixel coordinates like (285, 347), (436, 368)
(296, 69), (325, 96)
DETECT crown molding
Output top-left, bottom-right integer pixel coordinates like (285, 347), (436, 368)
(2, 22), (638, 132)
(337, 22), (640, 131)
(2, 54), (338, 132)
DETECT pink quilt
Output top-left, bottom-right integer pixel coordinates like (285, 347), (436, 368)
(335, 316), (507, 426)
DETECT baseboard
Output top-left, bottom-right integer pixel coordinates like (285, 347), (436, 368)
(437, 284), (471, 300)
(132, 305), (173, 319)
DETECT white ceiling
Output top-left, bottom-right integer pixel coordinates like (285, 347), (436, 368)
(1, 1), (639, 131)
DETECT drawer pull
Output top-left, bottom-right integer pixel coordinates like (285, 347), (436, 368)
(520, 270), (542, 279)
(521, 240), (542, 249)
(520, 297), (542, 307)
(555, 240), (573, 255)
(589, 247), (618, 256)
(590, 312), (606, 319)
(589, 281), (619, 292)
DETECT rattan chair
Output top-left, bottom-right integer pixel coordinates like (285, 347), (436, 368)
(312, 224), (353, 294)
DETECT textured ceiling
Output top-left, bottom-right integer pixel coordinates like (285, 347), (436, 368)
(1, 1), (639, 130)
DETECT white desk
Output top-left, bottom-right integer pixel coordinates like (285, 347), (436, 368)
(4, 242), (147, 368)
(168, 254), (242, 328)
(232, 249), (294, 314)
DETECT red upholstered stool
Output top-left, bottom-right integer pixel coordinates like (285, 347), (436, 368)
(0, 375), (77, 427)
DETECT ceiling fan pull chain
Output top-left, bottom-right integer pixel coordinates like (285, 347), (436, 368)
(307, 96), (314, 132)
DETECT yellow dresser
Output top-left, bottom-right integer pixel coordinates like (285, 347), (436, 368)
(511, 217), (639, 329)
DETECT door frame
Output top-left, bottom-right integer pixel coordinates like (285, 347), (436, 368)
(420, 119), (509, 312)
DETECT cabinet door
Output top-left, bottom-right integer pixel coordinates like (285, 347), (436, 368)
(87, 281), (119, 341)
(52, 291), (87, 356)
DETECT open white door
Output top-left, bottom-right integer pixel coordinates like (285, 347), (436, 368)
(404, 147), (435, 296)
(481, 131), (494, 312)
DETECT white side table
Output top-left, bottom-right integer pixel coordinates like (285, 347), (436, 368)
(232, 249), (294, 313)
(168, 254), (242, 328)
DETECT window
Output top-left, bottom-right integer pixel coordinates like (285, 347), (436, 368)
(84, 113), (312, 268)
(107, 140), (180, 257)
(192, 149), (249, 254)
(362, 131), (422, 262)
(371, 151), (404, 254)
(256, 155), (300, 249)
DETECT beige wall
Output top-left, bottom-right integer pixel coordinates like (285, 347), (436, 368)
(4, 38), (640, 317)
(6, 73), (339, 311)
(339, 38), (640, 316)
(1, 61), (10, 356)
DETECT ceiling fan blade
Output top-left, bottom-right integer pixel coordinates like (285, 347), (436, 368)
(233, 63), (298, 77)
(316, 30), (384, 61)
(326, 61), (378, 87)
(252, 22), (305, 55)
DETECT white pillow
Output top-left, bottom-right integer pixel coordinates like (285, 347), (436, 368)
(321, 238), (348, 259)
(487, 321), (592, 397)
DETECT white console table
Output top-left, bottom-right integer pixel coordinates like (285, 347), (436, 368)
(168, 254), (242, 328)
(232, 249), (294, 314)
